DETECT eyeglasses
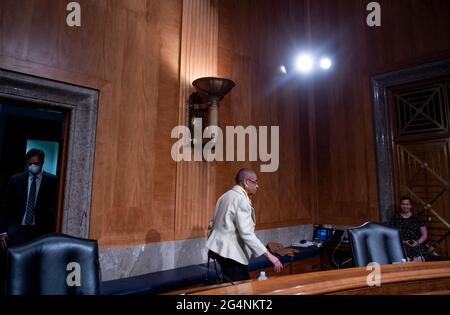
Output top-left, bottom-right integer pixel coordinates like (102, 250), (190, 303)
(247, 178), (258, 185)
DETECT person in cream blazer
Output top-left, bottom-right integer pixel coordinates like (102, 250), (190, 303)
(206, 168), (283, 282)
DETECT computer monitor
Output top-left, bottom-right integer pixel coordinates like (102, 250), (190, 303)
(313, 226), (333, 241)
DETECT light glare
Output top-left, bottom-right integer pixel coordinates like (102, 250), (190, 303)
(320, 57), (332, 70)
(295, 54), (314, 73)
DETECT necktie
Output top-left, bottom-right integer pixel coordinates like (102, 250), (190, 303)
(25, 175), (37, 225)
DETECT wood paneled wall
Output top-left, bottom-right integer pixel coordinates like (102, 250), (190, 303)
(309, 0), (450, 225)
(217, 0), (450, 227)
(2, 0), (450, 247)
(216, 0), (316, 229)
(0, 0), (182, 246)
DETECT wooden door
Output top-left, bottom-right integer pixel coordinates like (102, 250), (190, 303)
(389, 79), (450, 256)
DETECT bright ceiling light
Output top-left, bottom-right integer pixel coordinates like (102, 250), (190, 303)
(279, 65), (287, 74)
(319, 57), (332, 70)
(295, 54), (314, 73)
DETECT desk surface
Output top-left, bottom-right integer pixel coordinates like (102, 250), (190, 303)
(184, 261), (450, 295)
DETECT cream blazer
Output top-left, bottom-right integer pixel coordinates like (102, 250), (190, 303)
(206, 185), (267, 265)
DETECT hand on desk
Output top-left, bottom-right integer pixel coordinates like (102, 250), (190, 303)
(264, 251), (283, 272)
(292, 241), (316, 247)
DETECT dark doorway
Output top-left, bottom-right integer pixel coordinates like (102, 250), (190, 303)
(0, 101), (66, 232)
(0, 69), (98, 239)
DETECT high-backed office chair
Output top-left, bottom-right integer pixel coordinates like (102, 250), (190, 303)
(348, 222), (406, 267)
(5, 233), (101, 295)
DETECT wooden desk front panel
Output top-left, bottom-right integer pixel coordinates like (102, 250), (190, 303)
(190, 261), (450, 295)
(336, 277), (450, 295)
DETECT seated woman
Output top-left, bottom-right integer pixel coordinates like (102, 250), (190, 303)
(389, 196), (428, 261)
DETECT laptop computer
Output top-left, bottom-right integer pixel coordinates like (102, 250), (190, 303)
(313, 227), (345, 244)
(313, 226), (333, 242)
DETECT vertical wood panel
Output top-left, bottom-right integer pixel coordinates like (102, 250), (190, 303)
(175, 0), (219, 239)
(217, 0), (315, 230)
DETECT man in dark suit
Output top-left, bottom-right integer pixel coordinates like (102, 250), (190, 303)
(0, 148), (58, 248)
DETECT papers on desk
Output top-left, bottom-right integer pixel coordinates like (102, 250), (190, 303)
(292, 241), (316, 247)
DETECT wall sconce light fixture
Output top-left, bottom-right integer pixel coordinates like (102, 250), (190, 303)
(187, 77), (235, 144)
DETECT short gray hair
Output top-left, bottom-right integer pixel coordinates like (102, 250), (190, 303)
(235, 168), (255, 184)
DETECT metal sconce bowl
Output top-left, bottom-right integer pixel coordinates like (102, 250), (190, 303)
(188, 77), (235, 145)
(192, 77), (236, 100)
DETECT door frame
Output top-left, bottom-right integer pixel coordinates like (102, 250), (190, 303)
(371, 58), (450, 222)
(0, 69), (98, 238)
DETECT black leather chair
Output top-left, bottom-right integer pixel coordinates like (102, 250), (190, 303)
(348, 222), (406, 267)
(5, 233), (101, 295)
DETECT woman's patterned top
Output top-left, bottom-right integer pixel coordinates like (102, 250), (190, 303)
(389, 213), (428, 259)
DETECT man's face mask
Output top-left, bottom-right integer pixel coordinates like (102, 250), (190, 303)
(28, 164), (42, 175)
